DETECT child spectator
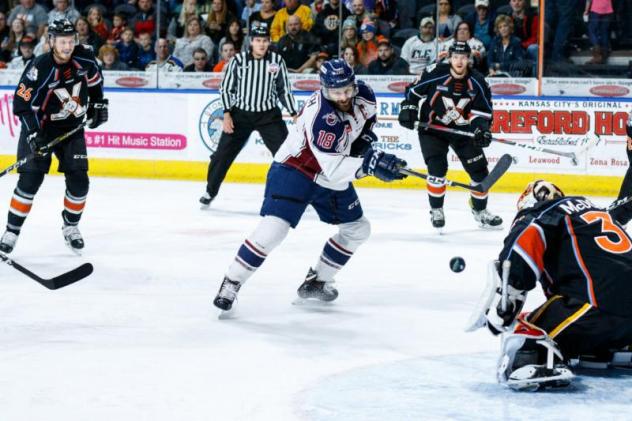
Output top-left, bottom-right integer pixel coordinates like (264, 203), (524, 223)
(116, 27), (140, 69)
(213, 39), (235, 72)
(107, 13), (127, 45)
(98, 44), (129, 70)
(174, 16), (213, 67)
(184, 47), (214, 72)
(136, 31), (156, 70)
(356, 21), (378, 67)
(584, 0), (614, 64)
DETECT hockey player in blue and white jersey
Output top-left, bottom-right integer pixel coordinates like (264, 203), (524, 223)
(212, 59), (408, 312)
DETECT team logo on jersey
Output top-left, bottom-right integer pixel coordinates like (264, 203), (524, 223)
(26, 67), (38, 81)
(199, 98), (225, 153)
(323, 112), (338, 126)
(438, 97), (470, 126)
(268, 63), (280, 74)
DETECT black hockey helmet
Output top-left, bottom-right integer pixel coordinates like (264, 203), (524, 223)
(49, 19), (77, 37)
(449, 41), (471, 57)
(249, 22), (270, 38)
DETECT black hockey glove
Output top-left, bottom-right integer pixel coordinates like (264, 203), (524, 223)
(398, 100), (418, 130)
(87, 98), (109, 129)
(471, 118), (492, 148)
(362, 149), (407, 182)
(26, 129), (48, 154)
(350, 130), (378, 157)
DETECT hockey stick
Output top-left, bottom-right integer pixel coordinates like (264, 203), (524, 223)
(399, 153), (513, 193)
(0, 253), (93, 290)
(0, 122), (88, 178)
(608, 195), (632, 212)
(419, 122), (586, 166)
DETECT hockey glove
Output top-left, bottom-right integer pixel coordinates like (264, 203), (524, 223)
(87, 98), (109, 129)
(362, 149), (407, 182)
(26, 129), (48, 154)
(398, 100), (418, 130)
(485, 284), (527, 335)
(350, 130), (378, 157)
(471, 118), (492, 148)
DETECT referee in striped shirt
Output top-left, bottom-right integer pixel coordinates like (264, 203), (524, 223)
(200, 23), (297, 207)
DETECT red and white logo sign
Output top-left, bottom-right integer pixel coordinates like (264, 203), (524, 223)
(387, 81), (409, 93)
(115, 76), (149, 88)
(202, 78), (222, 89)
(490, 83), (527, 95)
(293, 79), (321, 91)
(589, 85), (630, 97)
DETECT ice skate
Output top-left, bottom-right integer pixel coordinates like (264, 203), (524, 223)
(294, 268), (338, 305)
(213, 277), (242, 317)
(472, 208), (503, 229)
(0, 230), (18, 254)
(199, 192), (214, 209)
(62, 224), (84, 255)
(506, 364), (573, 391)
(429, 208), (445, 233)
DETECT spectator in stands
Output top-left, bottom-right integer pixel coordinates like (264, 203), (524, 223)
(241, 0), (261, 27)
(7, 34), (33, 69)
(466, 0), (494, 49)
(87, 6), (110, 42)
(312, 50), (329, 71)
(439, 21), (486, 71)
(136, 31), (156, 69)
(131, 0), (166, 37)
(33, 24), (49, 56)
(270, 0), (313, 43)
(277, 14), (318, 73)
(339, 16), (358, 50)
(213, 39), (235, 71)
(206, 0), (236, 45)
(8, 0), (47, 38)
(437, 0), (462, 39)
(401, 16), (437, 75)
(509, 0), (538, 71)
(249, 0), (276, 33)
(341, 45), (366, 74)
(168, 0), (200, 41)
(184, 47), (213, 71)
(219, 18), (245, 54)
(107, 13), (127, 45)
(584, 0), (614, 64)
(116, 27), (140, 69)
(174, 16), (213, 67)
(367, 37), (408, 75)
(48, 0), (80, 25)
(374, 0), (399, 36)
(349, 0), (370, 30)
(0, 12), (15, 62)
(146, 37), (184, 72)
(76, 16), (103, 52)
(487, 14), (526, 76)
(356, 20), (378, 67)
(545, 0), (579, 62)
(314, 0), (350, 57)
(98, 44), (129, 70)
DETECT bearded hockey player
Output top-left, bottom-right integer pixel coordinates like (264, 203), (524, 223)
(0, 19), (108, 255)
(398, 41), (501, 231)
(212, 59), (407, 312)
(480, 180), (632, 391)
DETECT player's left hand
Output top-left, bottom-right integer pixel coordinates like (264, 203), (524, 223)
(398, 100), (418, 130)
(87, 98), (109, 129)
(26, 129), (48, 154)
(473, 127), (492, 148)
(362, 149), (407, 182)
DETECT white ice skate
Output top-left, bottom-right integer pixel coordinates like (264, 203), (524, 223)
(199, 192), (214, 210)
(214, 277), (241, 319)
(472, 208), (503, 230)
(0, 230), (18, 254)
(429, 208), (445, 234)
(62, 225), (84, 255)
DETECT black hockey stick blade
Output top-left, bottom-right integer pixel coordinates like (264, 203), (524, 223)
(479, 153), (513, 192)
(0, 253), (93, 290)
(399, 168), (482, 192)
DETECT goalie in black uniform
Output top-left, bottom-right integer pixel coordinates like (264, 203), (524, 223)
(0, 19), (108, 255)
(398, 41), (502, 230)
(474, 180), (632, 391)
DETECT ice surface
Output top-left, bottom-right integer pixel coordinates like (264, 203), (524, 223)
(0, 175), (625, 420)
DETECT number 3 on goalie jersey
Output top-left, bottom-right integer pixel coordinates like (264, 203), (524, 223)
(581, 211), (632, 254)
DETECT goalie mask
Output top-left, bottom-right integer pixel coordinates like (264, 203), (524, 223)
(517, 180), (564, 211)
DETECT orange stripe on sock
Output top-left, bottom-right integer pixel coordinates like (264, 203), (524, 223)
(64, 198), (85, 212)
(10, 198), (32, 214)
(426, 183), (446, 195)
(470, 190), (488, 198)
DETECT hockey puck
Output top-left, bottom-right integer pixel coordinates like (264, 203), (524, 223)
(449, 257), (466, 273)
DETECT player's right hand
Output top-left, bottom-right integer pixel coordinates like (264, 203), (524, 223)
(473, 127), (492, 148)
(398, 100), (418, 130)
(362, 149), (407, 182)
(26, 130), (48, 154)
(223, 112), (234, 134)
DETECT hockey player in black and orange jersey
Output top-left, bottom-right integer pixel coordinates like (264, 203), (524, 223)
(609, 110), (632, 226)
(398, 41), (501, 231)
(479, 180), (632, 391)
(0, 19), (108, 255)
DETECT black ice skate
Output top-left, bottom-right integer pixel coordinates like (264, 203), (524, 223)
(429, 208), (445, 231)
(471, 208), (503, 229)
(0, 230), (18, 254)
(296, 268), (338, 302)
(213, 277), (242, 311)
(62, 225), (84, 254)
(199, 192), (214, 209)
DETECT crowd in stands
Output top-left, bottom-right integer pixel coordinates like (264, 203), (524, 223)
(0, 0), (629, 77)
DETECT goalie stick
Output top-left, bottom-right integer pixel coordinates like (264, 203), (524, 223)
(399, 153), (513, 193)
(0, 253), (93, 290)
(608, 195), (632, 212)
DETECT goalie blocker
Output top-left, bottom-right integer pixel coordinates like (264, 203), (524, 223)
(467, 180), (632, 391)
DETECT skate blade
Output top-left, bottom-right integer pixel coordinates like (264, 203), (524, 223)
(217, 307), (238, 320)
(292, 298), (335, 306)
(65, 242), (83, 256)
(507, 370), (574, 391)
(200, 203), (210, 210)
(434, 227), (445, 235)
(478, 223), (504, 231)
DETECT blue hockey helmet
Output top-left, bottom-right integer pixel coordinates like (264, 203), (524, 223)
(319, 59), (358, 101)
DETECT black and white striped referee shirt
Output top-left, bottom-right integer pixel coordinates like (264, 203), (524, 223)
(220, 50), (297, 115)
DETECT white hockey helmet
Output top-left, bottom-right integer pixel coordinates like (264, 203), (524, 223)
(517, 180), (564, 211)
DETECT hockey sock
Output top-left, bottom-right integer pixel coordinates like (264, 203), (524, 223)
(314, 216), (370, 282)
(6, 173), (44, 234)
(427, 178), (447, 209)
(225, 215), (291, 284)
(470, 188), (488, 211)
(62, 190), (87, 226)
